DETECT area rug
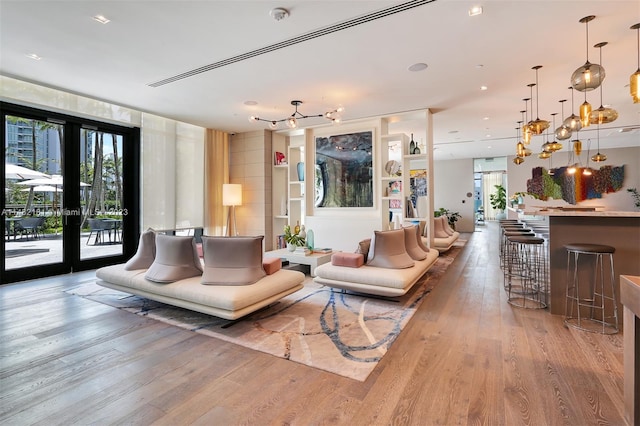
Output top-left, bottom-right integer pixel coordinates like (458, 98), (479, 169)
(66, 240), (465, 381)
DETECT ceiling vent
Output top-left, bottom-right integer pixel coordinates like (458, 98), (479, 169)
(148, 0), (436, 87)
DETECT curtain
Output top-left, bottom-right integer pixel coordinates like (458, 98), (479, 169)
(204, 129), (229, 236)
(482, 172), (504, 220)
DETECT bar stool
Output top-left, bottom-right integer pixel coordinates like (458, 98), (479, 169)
(504, 235), (547, 309)
(564, 243), (618, 334)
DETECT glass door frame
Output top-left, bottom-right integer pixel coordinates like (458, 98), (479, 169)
(1, 102), (140, 284)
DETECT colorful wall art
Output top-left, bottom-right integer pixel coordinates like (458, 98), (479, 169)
(526, 165), (625, 205)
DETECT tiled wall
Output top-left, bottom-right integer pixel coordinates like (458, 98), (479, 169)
(229, 130), (274, 248)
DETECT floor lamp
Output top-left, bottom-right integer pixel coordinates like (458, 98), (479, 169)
(223, 184), (242, 236)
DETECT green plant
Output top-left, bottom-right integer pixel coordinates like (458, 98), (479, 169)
(283, 225), (306, 247)
(434, 207), (461, 230)
(628, 188), (640, 209)
(490, 184), (507, 211)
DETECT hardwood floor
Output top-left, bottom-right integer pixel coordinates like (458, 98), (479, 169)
(0, 222), (626, 425)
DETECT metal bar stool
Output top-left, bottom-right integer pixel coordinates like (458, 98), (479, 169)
(564, 243), (618, 334)
(505, 235), (547, 309)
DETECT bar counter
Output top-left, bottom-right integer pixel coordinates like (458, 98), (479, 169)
(621, 275), (640, 426)
(535, 211), (640, 318)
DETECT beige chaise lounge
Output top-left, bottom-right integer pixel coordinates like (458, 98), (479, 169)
(96, 233), (305, 320)
(313, 226), (440, 297)
(429, 216), (460, 252)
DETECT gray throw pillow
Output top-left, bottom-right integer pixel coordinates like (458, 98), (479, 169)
(144, 234), (203, 283)
(124, 228), (156, 270)
(201, 236), (266, 286)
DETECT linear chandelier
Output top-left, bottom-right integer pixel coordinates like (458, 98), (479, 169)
(249, 100), (344, 129)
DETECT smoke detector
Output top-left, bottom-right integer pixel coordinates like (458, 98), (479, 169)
(270, 8), (289, 21)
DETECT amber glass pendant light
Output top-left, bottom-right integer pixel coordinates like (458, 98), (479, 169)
(591, 123), (607, 163)
(528, 66), (549, 135)
(589, 42), (618, 124)
(522, 98), (532, 144)
(579, 83), (592, 128)
(630, 23), (640, 103)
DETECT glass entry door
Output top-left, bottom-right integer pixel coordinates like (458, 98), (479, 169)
(1, 103), (139, 284)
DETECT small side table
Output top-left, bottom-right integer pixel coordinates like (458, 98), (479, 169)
(264, 249), (333, 277)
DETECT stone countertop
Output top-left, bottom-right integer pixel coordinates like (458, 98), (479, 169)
(521, 209), (640, 218)
(621, 275), (640, 317)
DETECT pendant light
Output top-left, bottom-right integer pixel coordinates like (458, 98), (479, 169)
(548, 113), (563, 152)
(571, 15), (605, 92)
(555, 99), (571, 141)
(514, 123), (525, 164)
(548, 154), (555, 176)
(522, 99), (532, 144)
(564, 87), (582, 132)
(630, 23), (640, 103)
(590, 42), (618, 124)
(591, 123), (607, 162)
(579, 82), (592, 128)
(528, 66), (549, 135)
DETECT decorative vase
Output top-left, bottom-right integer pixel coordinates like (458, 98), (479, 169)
(297, 162), (304, 181)
(306, 228), (314, 250)
(409, 133), (416, 154)
(287, 243), (296, 252)
(299, 225), (306, 239)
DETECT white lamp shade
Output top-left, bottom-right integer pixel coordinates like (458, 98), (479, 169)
(222, 184), (242, 206)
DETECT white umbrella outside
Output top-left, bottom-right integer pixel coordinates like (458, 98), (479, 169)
(5, 163), (50, 180)
(17, 174), (90, 187)
(20, 185), (63, 193)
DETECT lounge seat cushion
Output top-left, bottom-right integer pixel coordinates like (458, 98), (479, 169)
(124, 229), (156, 270)
(367, 229), (415, 269)
(433, 216), (450, 238)
(201, 236), (266, 286)
(145, 234), (203, 283)
(332, 252), (365, 268)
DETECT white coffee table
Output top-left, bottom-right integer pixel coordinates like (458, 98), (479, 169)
(264, 248), (333, 277)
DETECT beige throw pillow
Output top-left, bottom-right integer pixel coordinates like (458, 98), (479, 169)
(366, 229), (415, 269)
(403, 225), (428, 260)
(124, 228), (156, 270)
(355, 238), (372, 262)
(201, 236), (266, 286)
(144, 234), (203, 283)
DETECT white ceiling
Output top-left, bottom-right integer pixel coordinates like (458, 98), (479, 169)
(1, 0), (639, 161)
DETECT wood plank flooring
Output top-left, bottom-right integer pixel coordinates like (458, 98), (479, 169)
(0, 222), (626, 425)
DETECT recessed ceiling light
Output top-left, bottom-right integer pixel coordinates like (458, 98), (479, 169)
(485, 134), (491, 138)
(244, 100), (258, 106)
(483, 117), (489, 120)
(476, 64), (484, 69)
(487, 145), (492, 149)
(25, 53), (42, 61)
(468, 6), (483, 16)
(92, 15), (110, 24)
(480, 85), (488, 91)
(408, 63), (428, 72)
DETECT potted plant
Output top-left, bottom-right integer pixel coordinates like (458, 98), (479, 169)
(284, 224), (306, 251)
(490, 184), (507, 219)
(434, 207), (461, 230)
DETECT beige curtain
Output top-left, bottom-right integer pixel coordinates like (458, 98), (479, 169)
(204, 129), (229, 236)
(482, 172), (504, 220)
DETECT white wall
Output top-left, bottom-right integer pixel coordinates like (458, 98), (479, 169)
(433, 158), (475, 232)
(506, 146), (640, 212)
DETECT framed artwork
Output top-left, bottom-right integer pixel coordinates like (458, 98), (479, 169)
(315, 130), (373, 208)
